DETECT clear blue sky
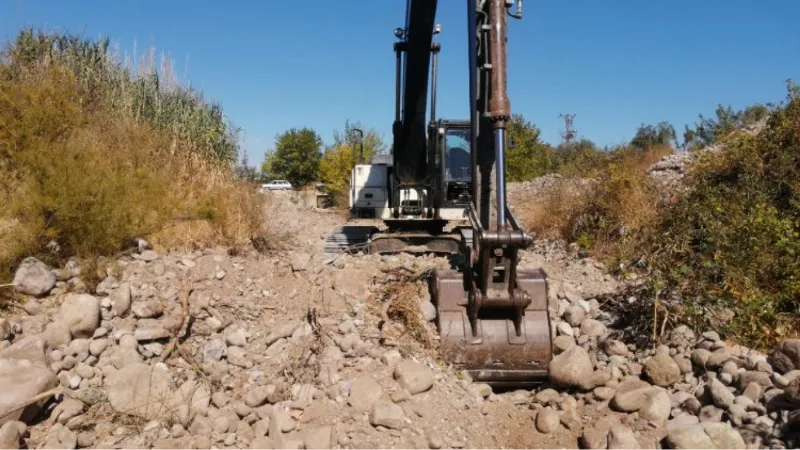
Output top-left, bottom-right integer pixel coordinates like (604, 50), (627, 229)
(3, 1), (798, 168)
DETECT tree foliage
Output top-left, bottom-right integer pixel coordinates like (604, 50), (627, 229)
(320, 120), (386, 202)
(505, 114), (553, 181)
(683, 103), (772, 150)
(630, 121), (677, 149)
(267, 127), (323, 187)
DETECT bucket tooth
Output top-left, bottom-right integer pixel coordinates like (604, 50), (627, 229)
(430, 268), (553, 389)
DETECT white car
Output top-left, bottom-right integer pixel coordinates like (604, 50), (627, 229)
(260, 180), (292, 192)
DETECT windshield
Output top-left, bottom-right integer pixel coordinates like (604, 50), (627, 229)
(444, 128), (471, 181)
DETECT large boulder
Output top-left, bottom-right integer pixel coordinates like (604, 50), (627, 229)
(59, 294), (100, 339)
(12, 257), (56, 297)
(0, 359), (58, 426)
(549, 345), (595, 390)
(770, 339), (800, 374)
(105, 362), (175, 420)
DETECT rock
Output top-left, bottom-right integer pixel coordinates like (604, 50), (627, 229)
(394, 360), (434, 395)
(381, 350), (403, 368)
(604, 340), (629, 356)
(701, 422), (746, 449)
(563, 305), (586, 327)
(593, 386), (616, 401)
(105, 362), (175, 420)
(291, 253), (311, 271)
(202, 339), (227, 362)
(786, 378), (800, 404)
(226, 328), (248, 347)
(428, 432), (444, 449)
(131, 301), (163, 319)
(43, 425), (77, 449)
(60, 294), (100, 339)
(0, 359), (59, 426)
(666, 423), (715, 449)
(742, 381), (762, 403)
(535, 407), (560, 434)
(580, 427), (609, 450)
(469, 383), (492, 399)
(770, 339), (800, 374)
(52, 398), (84, 424)
(549, 345), (594, 390)
(580, 319), (607, 337)
(134, 328), (170, 342)
(111, 283), (132, 317)
(227, 347), (252, 368)
(304, 426), (332, 449)
(639, 389), (671, 423)
(171, 380), (211, 426)
(13, 257), (56, 297)
(22, 300), (42, 316)
(419, 301), (436, 322)
(611, 378), (653, 412)
(0, 335), (49, 368)
(245, 385), (275, 408)
(556, 322), (574, 337)
(265, 322), (299, 346)
(644, 354), (682, 387)
(709, 378), (736, 409)
(607, 426), (639, 449)
(42, 320), (74, 351)
(369, 401), (406, 429)
(349, 376), (383, 410)
(89, 339), (109, 357)
(554, 335), (576, 353)
(139, 250), (158, 261)
(0, 421), (23, 449)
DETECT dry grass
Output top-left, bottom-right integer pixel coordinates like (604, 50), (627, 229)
(0, 59), (272, 281)
(519, 145), (669, 265)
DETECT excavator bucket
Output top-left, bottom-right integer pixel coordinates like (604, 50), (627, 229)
(430, 267), (553, 389)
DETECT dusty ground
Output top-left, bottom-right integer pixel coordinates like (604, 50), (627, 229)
(1, 184), (798, 449)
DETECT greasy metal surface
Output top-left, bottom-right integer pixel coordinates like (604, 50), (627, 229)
(487, 0), (510, 127)
(431, 267), (553, 387)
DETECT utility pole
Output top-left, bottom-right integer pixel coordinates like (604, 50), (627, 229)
(559, 113), (576, 145)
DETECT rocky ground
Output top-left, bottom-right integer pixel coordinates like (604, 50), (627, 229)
(2, 187), (800, 449)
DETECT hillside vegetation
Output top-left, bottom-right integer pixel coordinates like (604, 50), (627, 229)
(517, 83), (799, 349)
(0, 29), (268, 283)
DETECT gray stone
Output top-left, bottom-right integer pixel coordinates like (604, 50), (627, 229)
(419, 301), (437, 322)
(645, 354), (682, 387)
(202, 339), (227, 362)
(770, 339), (800, 374)
(245, 385), (275, 408)
(604, 339), (629, 357)
(0, 359), (59, 426)
(611, 378), (653, 412)
(60, 294), (100, 339)
(0, 421), (22, 449)
(394, 360), (434, 395)
(607, 426), (639, 449)
(549, 345), (594, 390)
(111, 282), (132, 317)
(0, 335), (49, 368)
(104, 362), (175, 420)
(709, 378), (736, 409)
(304, 426), (332, 449)
(13, 257), (56, 297)
(580, 319), (607, 337)
(701, 422), (746, 449)
(563, 305), (586, 327)
(226, 328), (248, 347)
(348, 375), (383, 410)
(639, 389), (671, 423)
(666, 424), (715, 449)
(535, 407), (560, 434)
(369, 401), (405, 429)
(593, 386), (616, 401)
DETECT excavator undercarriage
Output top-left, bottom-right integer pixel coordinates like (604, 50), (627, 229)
(326, 0), (553, 388)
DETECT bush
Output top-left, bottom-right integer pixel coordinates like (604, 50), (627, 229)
(0, 30), (269, 281)
(651, 86), (800, 348)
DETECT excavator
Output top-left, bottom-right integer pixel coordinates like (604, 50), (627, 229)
(326, 0), (553, 388)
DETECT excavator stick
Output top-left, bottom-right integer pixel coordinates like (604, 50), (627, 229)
(428, 0), (553, 388)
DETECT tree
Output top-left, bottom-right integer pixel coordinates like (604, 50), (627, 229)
(505, 114), (553, 181)
(267, 127), (323, 187)
(683, 103), (772, 150)
(630, 121), (677, 150)
(320, 120), (386, 203)
(235, 151), (258, 181)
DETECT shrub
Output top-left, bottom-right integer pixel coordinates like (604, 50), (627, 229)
(651, 86), (800, 348)
(0, 31), (270, 282)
